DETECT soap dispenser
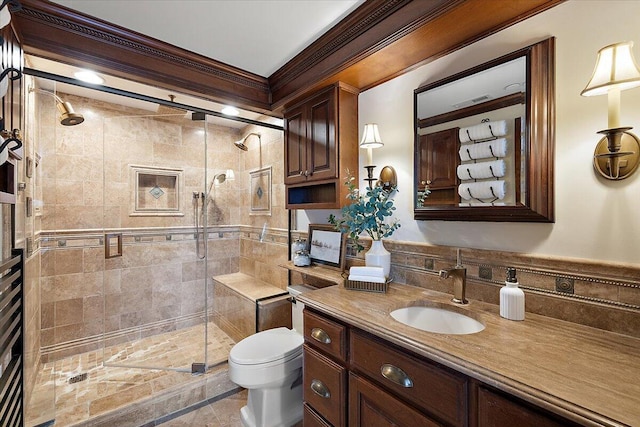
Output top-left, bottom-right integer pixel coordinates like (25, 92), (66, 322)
(500, 267), (525, 321)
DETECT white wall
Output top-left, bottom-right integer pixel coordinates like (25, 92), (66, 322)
(355, 0), (640, 265)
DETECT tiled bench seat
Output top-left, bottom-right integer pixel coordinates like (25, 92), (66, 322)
(211, 272), (291, 343)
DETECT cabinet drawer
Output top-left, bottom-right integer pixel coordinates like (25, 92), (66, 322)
(304, 344), (347, 427)
(477, 386), (579, 427)
(304, 309), (347, 362)
(304, 403), (332, 427)
(349, 372), (441, 427)
(350, 330), (467, 427)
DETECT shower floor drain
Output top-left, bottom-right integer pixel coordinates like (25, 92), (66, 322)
(68, 373), (88, 384)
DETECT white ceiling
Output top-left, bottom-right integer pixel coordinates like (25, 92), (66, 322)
(51, 0), (365, 77)
(27, 1), (364, 128)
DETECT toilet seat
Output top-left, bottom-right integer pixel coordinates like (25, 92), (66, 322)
(229, 327), (303, 366)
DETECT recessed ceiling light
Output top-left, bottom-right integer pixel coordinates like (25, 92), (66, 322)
(74, 70), (104, 85)
(503, 82), (522, 91)
(222, 106), (240, 116)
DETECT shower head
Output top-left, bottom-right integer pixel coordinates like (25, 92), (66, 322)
(234, 140), (249, 151)
(30, 87), (85, 126)
(57, 101), (85, 126)
(233, 132), (261, 151)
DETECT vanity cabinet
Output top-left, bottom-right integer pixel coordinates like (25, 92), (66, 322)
(284, 82), (358, 209)
(303, 307), (582, 427)
(476, 386), (580, 427)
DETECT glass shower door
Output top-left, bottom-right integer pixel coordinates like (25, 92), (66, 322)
(101, 112), (209, 371)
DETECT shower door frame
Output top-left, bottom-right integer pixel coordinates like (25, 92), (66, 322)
(101, 112), (211, 373)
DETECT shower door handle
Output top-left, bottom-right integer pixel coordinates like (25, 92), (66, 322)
(104, 233), (123, 259)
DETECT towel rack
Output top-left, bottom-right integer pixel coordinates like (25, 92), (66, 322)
(0, 249), (24, 427)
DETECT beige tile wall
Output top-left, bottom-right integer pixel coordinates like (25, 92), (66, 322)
(349, 239), (640, 338)
(30, 90), (288, 362)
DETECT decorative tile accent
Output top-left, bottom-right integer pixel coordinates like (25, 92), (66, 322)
(425, 258), (435, 271)
(556, 277), (575, 294)
(149, 185), (164, 199)
(342, 238), (640, 336)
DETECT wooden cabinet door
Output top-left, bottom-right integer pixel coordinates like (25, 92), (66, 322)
(304, 344), (347, 427)
(418, 128), (459, 205)
(477, 386), (578, 427)
(306, 89), (337, 182)
(284, 104), (307, 185)
(349, 373), (441, 427)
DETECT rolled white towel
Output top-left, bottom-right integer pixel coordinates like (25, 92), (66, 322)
(458, 180), (506, 201)
(458, 202), (507, 207)
(348, 274), (386, 283)
(459, 138), (507, 161)
(349, 266), (385, 278)
(457, 159), (505, 180)
(459, 120), (507, 143)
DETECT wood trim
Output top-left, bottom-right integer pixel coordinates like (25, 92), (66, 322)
(270, 0), (564, 110)
(418, 93), (526, 129)
(12, 0), (563, 115)
(414, 38), (555, 222)
(12, 0), (272, 113)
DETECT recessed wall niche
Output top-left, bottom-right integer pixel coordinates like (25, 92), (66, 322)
(130, 165), (184, 216)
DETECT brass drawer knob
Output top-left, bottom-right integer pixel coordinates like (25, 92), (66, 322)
(310, 379), (331, 399)
(310, 328), (331, 344)
(380, 363), (413, 388)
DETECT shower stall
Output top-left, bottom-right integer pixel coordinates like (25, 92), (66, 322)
(23, 77), (267, 426)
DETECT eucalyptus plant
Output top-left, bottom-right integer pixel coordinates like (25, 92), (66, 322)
(328, 172), (400, 253)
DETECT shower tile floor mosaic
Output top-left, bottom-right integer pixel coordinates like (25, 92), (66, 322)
(26, 322), (238, 427)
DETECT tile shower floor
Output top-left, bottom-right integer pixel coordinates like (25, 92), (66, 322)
(27, 322), (237, 427)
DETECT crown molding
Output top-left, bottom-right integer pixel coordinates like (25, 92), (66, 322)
(12, 0), (272, 113)
(12, 0), (564, 114)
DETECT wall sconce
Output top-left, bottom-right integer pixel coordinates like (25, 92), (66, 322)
(581, 41), (640, 180)
(360, 123), (383, 188)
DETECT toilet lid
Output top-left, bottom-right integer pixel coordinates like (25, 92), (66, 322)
(230, 327), (303, 365)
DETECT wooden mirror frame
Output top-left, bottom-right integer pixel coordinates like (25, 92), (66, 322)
(413, 37), (555, 222)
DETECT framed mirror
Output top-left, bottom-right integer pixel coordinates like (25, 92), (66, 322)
(414, 37), (555, 222)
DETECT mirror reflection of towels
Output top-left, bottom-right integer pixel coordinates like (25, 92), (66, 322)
(459, 120), (507, 143)
(458, 180), (506, 201)
(459, 138), (507, 161)
(457, 159), (505, 180)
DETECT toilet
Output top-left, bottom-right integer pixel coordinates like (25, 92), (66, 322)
(228, 284), (313, 427)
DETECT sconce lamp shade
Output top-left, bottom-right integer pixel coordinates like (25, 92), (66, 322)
(581, 41), (640, 97)
(360, 123), (383, 149)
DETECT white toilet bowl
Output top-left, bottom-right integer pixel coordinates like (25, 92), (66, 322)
(228, 285), (313, 427)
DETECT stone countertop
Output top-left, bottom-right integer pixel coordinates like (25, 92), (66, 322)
(296, 283), (640, 427)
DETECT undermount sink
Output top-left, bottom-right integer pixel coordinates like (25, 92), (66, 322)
(390, 306), (485, 335)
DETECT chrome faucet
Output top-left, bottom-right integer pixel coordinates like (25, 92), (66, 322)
(439, 249), (468, 305)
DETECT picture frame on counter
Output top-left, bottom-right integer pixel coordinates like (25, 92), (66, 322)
(307, 224), (347, 271)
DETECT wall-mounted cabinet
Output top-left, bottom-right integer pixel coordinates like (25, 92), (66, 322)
(284, 82), (358, 209)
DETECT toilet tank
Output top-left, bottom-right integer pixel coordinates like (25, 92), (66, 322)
(287, 284), (315, 333)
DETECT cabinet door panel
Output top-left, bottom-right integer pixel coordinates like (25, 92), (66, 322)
(284, 105), (307, 184)
(304, 403), (332, 427)
(350, 330), (467, 427)
(418, 128), (459, 205)
(307, 90), (337, 181)
(304, 344), (347, 427)
(349, 373), (441, 427)
(304, 309), (347, 362)
(477, 386), (578, 427)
